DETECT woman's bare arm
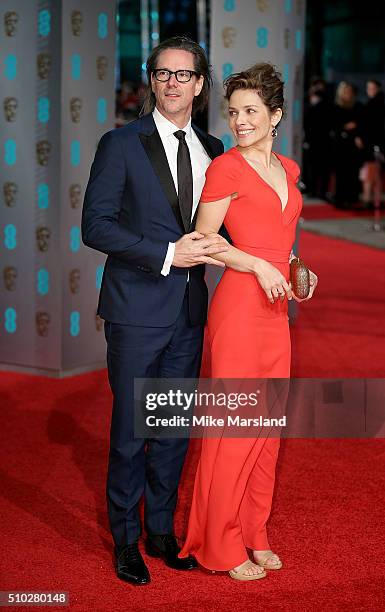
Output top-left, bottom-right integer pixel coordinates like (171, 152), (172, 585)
(196, 196), (292, 302)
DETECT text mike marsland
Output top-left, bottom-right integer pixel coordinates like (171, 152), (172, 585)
(145, 415), (287, 427)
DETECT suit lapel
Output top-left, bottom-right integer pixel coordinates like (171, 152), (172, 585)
(192, 124), (216, 160)
(138, 114), (220, 234)
(138, 116), (185, 232)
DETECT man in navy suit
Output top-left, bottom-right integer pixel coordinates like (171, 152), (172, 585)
(82, 36), (227, 585)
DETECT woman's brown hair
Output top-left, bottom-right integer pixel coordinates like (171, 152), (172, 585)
(224, 62), (285, 120)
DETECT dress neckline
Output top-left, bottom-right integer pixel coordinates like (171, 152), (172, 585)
(233, 148), (289, 213)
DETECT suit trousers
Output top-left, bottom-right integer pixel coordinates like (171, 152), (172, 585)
(104, 288), (203, 548)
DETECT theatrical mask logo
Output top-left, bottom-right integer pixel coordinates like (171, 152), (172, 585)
(3, 266), (17, 291)
(96, 56), (108, 81)
(36, 140), (51, 166)
(3, 97), (18, 122)
(284, 28), (290, 50)
(69, 269), (80, 294)
(95, 312), (103, 332)
(3, 182), (17, 207)
(37, 53), (52, 80)
(71, 10), (83, 36)
(36, 311), (50, 337)
(36, 226), (51, 252)
(4, 11), (19, 37)
(256, 0), (269, 11)
(222, 27), (236, 49)
(70, 97), (82, 123)
(69, 183), (81, 209)
(220, 98), (229, 120)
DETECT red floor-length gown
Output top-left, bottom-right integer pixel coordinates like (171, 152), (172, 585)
(179, 148), (303, 571)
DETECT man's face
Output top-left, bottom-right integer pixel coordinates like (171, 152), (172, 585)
(151, 49), (204, 121)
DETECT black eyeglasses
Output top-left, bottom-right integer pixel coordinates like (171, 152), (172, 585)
(152, 69), (199, 83)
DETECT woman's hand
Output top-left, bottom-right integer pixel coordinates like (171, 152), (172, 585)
(291, 269), (318, 302)
(253, 258), (293, 304)
(173, 231), (229, 267)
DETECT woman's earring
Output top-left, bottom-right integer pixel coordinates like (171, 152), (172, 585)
(271, 126), (278, 138)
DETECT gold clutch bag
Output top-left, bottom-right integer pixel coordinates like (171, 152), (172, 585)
(290, 257), (310, 299)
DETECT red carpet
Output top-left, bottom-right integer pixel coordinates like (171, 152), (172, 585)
(300, 202), (377, 221)
(1, 229), (385, 611)
(291, 230), (385, 377)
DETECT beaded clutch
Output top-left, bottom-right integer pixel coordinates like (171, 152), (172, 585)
(290, 257), (310, 299)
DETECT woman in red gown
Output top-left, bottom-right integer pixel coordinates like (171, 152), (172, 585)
(179, 64), (317, 581)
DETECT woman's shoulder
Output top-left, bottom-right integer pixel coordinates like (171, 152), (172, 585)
(209, 147), (244, 172)
(275, 153), (300, 182)
(200, 148), (243, 201)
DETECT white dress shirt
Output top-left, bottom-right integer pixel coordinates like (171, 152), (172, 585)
(152, 107), (211, 276)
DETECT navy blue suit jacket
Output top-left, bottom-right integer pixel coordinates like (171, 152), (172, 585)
(82, 113), (224, 327)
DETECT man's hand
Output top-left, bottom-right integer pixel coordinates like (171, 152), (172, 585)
(172, 231), (229, 268)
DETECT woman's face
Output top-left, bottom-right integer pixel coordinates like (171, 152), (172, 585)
(339, 83), (355, 104)
(228, 89), (281, 147)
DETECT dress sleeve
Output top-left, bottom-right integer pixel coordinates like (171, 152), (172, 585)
(285, 158), (301, 183)
(200, 153), (241, 202)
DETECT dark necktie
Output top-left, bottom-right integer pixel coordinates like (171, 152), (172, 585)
(174, 130), (193, 232)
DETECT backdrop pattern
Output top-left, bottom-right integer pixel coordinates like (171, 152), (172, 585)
(1, 1), (115, 373)
(208, 0), (306, 160)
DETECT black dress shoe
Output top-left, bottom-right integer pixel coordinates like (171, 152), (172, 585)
(115, 543), (151, 585)
(145, 534), (197, 570)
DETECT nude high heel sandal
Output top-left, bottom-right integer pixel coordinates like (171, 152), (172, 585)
(228, 559), (267, 581)
(253, 550), (282, 570)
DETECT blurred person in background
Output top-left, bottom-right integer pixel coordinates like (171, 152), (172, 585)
(303, 78), (332, 200)
(331, 81), (364, 208)
(360, 79), (385, 207)
(115, 81), (140, 125)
